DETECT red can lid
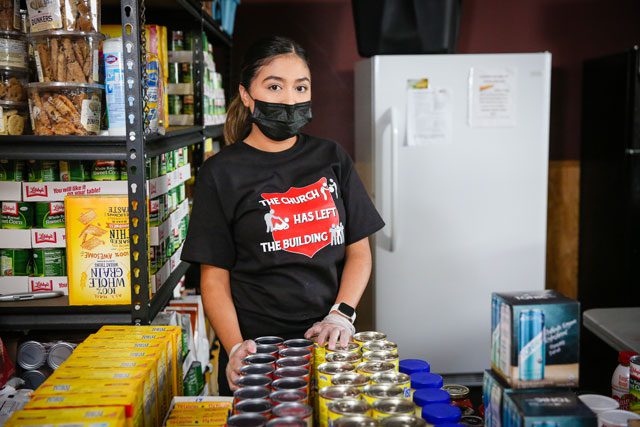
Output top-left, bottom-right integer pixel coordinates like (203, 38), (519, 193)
(619, 351), (638, 365)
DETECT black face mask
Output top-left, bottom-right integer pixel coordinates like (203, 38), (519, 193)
(249, 98), (312, 141)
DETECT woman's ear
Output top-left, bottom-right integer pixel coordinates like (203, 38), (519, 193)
(239, 85), (251, 109)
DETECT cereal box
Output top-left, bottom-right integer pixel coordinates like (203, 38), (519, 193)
(65, 195), (131, 305)
(5, 407), (126, 427)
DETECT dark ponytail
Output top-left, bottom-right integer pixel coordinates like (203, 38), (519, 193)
(223, 36), (310, 145)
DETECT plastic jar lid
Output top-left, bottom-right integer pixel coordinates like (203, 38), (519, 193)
(413, 388), (451, 406)
(27, 30), (105, 40)
(421, 403), (462, 423)
(27, 82), (105, 90)
(410, 372), (443, 390)
(597, 410), (640, 425)
(399, 359), (430, 375)
(0, 30), (26, 40)
(578, 394), (619, 414)
(619, 351), (638, 365)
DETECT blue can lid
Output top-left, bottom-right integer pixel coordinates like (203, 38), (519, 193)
(410, 372), (443, 390)
(436, 424), (464, 427)
(399, 359), (430, 375)
(421, 403), (462, 423)
(413, 388), (451, 406)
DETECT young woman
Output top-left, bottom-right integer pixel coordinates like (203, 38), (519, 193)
(181, 36), (384, 395)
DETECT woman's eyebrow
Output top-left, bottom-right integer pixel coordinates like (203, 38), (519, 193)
(262, 75), (284, 83)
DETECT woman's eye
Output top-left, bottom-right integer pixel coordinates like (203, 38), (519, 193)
(296, 86), (308, 93)
(268, 84), (281, 91)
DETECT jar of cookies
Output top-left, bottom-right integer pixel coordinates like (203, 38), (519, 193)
(0, 31), (27, 70)
(0, 101), (28, 135)
(0, 0), (22, 32)
(26, 0), (100, 33)
(28, 31), (103, 83)
(0, 68), (27, 102)
(27, 82), (103, 135)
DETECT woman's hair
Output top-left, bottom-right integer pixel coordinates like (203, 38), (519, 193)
(224, 35), (310, 145)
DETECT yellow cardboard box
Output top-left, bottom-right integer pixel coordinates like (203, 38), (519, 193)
(6, 407), (126, 427)
(65, 195), (131, 305)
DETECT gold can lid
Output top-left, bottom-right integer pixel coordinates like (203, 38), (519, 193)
(372, 398), (415, 415)
(327, 398), (371, 416)
(318, 362), (356, 376)
(442, 384), (470, 399)
(326, 352), (362, 364)
(363, 340), (398, 353)
(380, 415), (427, 427)
(363, 350), (398, 362)
(332, 416), (377, 427)
(363, 384), (404, 399)
(319, 385), (361, 400)
(357, 361), (395, 374)
(331, 373), (370, 387)
(353, 331), (387, 343)
(371, 372), (411, 386)
(325, 342), (360, 353)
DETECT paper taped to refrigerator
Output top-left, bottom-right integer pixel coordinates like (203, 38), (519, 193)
(468, 67), (517, 127)
(406, 79), (452, 146)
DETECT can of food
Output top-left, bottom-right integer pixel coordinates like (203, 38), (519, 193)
(318, 362), (356, 390)
(159, 152), (167, 176)
(119, 161), (127, 180)
(150, 245), (158, 274)
(325, 342), (360, 357)
(227, 414), (268, 427)
(460, 415), (483, 425)
(234, 386), (271, 406)
(59, 160), (91, 182)
(168, 62), (179, 84)
(266, 417), (306, 427)
(270, 389), (308, 406)
(180, 63), (192, 84)
(279, 347), (312, 361)
(284, 339), (314, 351)
(332, 416), (377, 427)
(1, 201), (33, 229)
(274, 367), (310, 383)
(26, 160), (58, 182)
(357, 362), (396, 378)
(363, 351), (399, 371)
(168, 94), (182, 115)
(17, 340), (49, 370)
(326, 352), (362, 366)
(363, 341), (398, 355)
(32, 248), (65, 276)
(255, 344), (279, 357)
(0, 159), (24, 181)
(244, 354), (277, 369)
(182, 94), (194, 115)
(236, 374), (272, 390)
(630, 355), (640, 413)
(331, 373), (370, 390)
(91, 160), (120, 181)
(158, 239), (166, 267)
(150, 156), (160, 179)
(371, 372), (411, 399)
(277, 357), (311, 371)
(166, 150), (175, 173)
(353, 332), (387, 349)
(149, 197), (162, 227)
(46, 341), (75, 369)
(235, 398), (272, 417)
(255, 337), (285, 349)
(176, 147), (186, 167)
(372, 399), (415, 420)
(272, 403), (312, 427)
(379, 415), (426, 427)
(442, 384), (473, 411)
(460, 406), (475, 416)
(22, 367), (52, 389)
(171, 31), (184, 51)
(35, 202), (65, 229)
(242, 363), (276, 379)
(272, 377), (308, 394)
(0, 248), (31, 276)
(328, 399), (371, 423)
(318, 386), (361, 427)
(184, 32), (194, 50)
(362, 384), (405, 406)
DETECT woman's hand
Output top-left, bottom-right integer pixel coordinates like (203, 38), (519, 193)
(226, 339), (257, 391)
(304, 313), (355, 350)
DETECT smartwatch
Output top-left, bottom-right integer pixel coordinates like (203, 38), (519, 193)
(330, 302), (356, 324)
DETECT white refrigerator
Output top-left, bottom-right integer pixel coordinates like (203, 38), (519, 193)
(354, 53), (551, 382)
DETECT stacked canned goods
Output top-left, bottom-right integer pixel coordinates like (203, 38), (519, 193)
(16, 340), (76, 389)
(203, 36), (227, 126)
(167, 30), (195, 126)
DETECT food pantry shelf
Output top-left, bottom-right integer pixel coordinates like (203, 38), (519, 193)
(0, 261), (189, 331)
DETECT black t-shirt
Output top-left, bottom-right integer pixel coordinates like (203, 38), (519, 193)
(181, 133), (385, 338)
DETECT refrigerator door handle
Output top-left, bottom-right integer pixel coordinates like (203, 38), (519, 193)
(377, 107), (399, 252)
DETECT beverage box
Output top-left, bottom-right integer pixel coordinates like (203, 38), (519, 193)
(5, 407), (126, 427)
(24, 392), (143, 427)
(491, 290), (580, 388)
(503, 389), (597, 426)
(46, 369), (158, 427)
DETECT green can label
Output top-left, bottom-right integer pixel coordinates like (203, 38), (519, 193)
(150, 246), (158, 273)
(119, 161), (128, 181)
(27, 160), (59, 182)
(0, 160), (25, 181)
(150, 156), (160, 179)
(166, 150), (175, 173)
(35, 202), (65, 229)
(159, 154), (167, 176)
(1, 202), (33, 229)
(32, 248), (66, 277)
(178, 183), (186, 203)
(60, 160), (91, 182)
(0, 249), (31, 276)
(149, 198), (161, 227)
(168, 95), (182, 115)
(91, 161), (120, 181)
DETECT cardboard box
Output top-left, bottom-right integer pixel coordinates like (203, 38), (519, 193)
(65, 196), (130, 306)
(31, 229), (66, 248)
(503, 389), (596, 426)
(491, 290), (580, 388)
(0, 230), (31, 248)
(29, 276), (68, 295)
(162, 396), (232, 427)
(0, 277), (28, 294)
(0, 182), (22, 201)
(5, 407), (126, 427)
(23, 181), (127, 202)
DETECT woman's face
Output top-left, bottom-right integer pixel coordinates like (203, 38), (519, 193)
(240, 53), (311, 109)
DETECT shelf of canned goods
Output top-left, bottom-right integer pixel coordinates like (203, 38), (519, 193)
(0, 0), (232, 330)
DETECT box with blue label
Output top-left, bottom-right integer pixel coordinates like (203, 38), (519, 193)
(503, 390), (597, 427)
(491, 290), (580, 388)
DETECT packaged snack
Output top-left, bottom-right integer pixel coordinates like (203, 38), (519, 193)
(26, 0), (99, 33)
(0, 0), (21, 32)
(0, 68), (27, 101)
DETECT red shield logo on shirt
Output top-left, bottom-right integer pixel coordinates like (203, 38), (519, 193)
(261, 177), (341, 258)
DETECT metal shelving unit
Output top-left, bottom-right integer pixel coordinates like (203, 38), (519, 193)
(0, 0), (231, 331)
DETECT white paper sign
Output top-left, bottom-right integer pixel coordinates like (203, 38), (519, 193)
(468, 67), (517, 127)
(406, 81), (453, 146)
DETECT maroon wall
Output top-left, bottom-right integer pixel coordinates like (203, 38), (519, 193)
(232, 0), (640, 160)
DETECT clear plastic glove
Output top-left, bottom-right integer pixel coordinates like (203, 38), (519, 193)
(304, 312), (355, 350)
(226, 339), (256, 391)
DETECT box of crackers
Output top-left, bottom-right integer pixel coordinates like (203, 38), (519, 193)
(65, 195), (131, 305)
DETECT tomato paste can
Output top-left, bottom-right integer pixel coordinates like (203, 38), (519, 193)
(284, 339), (314, 351)
(272, 402), (312, 427)
(235, 398), (272, 417)
(241, 363), (275, 379)
(328, 398), (371, 423)
(274, 367), (310, 383)
(332, 416), (377, 427)
(362, 384), (405, 406)
(318, 385), (361, 427)
(372, 398), (415, 420)
(279, 347), (312, 361)
(270, 389), (308, 406)
(272, 377), (308, 394)
(234, 386), (271, 406)
(266, 417), (306, 427)
(255, 336), (285, 349)
(236, 374), (272, 390)
(244, 354), (277, 369)
(317, 362), (356, 391)
(277, 357), (310, 371)
(227, 414), (268, 427)
(256, 344), (279, 358)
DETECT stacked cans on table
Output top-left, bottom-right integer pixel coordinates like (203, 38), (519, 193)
(227, 336), (314, 427)
(16, 340), (76, 389)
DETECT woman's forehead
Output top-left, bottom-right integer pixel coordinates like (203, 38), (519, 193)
(255, 54), (310, 82)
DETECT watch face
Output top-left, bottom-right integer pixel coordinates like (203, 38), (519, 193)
(338, 303), (355, 317)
